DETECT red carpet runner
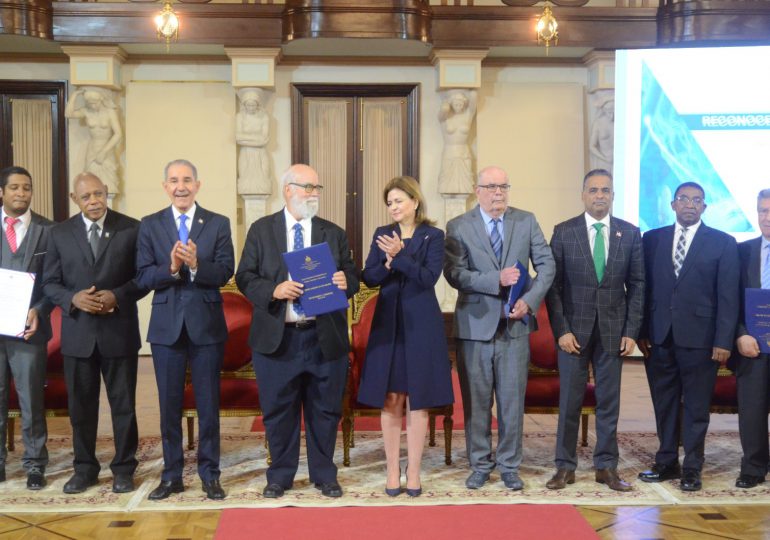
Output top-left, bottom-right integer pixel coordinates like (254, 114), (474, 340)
(215, 505), (599, 540)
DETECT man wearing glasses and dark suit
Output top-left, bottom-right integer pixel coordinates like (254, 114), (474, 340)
(638, 182), (739, 492)
(444, 165), (554, 491)
(236, 164), (358, 499)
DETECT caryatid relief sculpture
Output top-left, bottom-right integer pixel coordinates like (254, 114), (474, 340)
(438, 89), (477, 195)
(236, 88), (272, 195)
(589, 92), (615, 172)
(65, 87), (123, 194)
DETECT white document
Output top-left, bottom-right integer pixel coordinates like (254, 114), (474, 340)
(0, 268), (35, 338)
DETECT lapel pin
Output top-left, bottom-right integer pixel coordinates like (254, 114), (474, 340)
(104, 232), (110, 238)
(198, 218), (204, 224)
(616, 231), (622, 237)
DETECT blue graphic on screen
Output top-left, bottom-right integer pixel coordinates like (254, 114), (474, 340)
(639, 62), (752, 232)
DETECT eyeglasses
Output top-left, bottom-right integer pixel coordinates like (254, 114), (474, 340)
(289, 182), (324, 194)
(674, 195), (704, 206)
(477, 184), (511, 193)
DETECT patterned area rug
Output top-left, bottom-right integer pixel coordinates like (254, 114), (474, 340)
(0, 431), (761, 512)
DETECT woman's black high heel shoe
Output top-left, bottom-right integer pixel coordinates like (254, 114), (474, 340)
(385, 468), (402, 497)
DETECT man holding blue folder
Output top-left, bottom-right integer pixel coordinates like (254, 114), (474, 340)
(236, 164), (358, 499)
(444, 165), (554, 491)
(545, 169), (644, 491)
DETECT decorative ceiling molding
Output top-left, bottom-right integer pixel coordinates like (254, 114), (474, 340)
(657, 0), (770, 45)
(0, 0), (53, 39)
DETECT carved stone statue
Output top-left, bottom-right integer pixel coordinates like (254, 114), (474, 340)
(65, 86), (122, 194)
(589, 92), (615, 172)
(438, 89), (477, 195)
(236, 88), (272, 195)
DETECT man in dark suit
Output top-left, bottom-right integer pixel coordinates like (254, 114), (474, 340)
(43, 172), (147, 495)
(638, 181), (739, 492)
(0, 166), (53, 490)
(545, 169), (644, 491)
(136, 159), (234, 501)
(733, 188), (770, 489)
(444, 165), (555, 491)
(236, 164), (358, 499)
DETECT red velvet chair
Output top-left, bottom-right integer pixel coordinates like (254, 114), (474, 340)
(710, 368), (738, 414)
(7, 306), (69, 451)
(182, 290), (264, 450)
(342, 287), (453, 467)
(525, 303), (596, 446)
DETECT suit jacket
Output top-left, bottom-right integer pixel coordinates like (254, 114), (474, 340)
(235, 210), (359, 361)
(641, 222), (739, 350)
(546, 214), (645, 354)
(730, 236), (763, 370)
(0, 211), (54, 345)
(357, 223), (454, 410)
(42, 209), (148, 357)
(444, 205), (555, 341)
(136, 205), (234, 346)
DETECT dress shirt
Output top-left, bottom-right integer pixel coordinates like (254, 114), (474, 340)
(761, 236), (770, 284)
(584, 212), (610, 264)
(670, 220), (702, 262)
(2, 207), (31, 248)
(479, 207), (504, 245)
(171, 204), (197, 281)
(284, 207), (314, 322)
(81, 211), (107, 239)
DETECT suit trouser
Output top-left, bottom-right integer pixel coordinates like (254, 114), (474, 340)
(0, 338), (48, 471)
(63, 347), (138, 478)
(456, 323), (529, 474)
(645, 338), (718, 471)
(735, 354), (770, 477)
(151, 331), (223, 482)
(252, 326), (348, 488)
(555, 323), (622, 470)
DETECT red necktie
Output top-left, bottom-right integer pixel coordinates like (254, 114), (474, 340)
(4, 216), (19, 253)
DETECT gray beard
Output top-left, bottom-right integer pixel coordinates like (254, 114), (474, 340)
(290, 195), (319, 220)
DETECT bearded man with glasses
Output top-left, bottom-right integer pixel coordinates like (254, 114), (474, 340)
(444, 165), (554, 491)
(236, 164), (358, 499)
(637, 181), (739, 492)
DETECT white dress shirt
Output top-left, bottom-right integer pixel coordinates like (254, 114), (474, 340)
(2, 207), (31, 248)
(671, 220), (702, 262)
(81, 211), (107, 238)
(584, 212), (611, 264)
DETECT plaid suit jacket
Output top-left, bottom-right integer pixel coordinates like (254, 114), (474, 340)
(546, 214), (645, 354)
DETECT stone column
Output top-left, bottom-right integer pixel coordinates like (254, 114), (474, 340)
(585, 51), (615, 174)
(62, 46), (127, 209)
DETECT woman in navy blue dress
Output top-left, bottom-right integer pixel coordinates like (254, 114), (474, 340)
(358, 176), (454, 497)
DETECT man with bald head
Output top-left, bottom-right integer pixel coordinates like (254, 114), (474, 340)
(444, 165), (554, 491)
(236, 164), (358, 498)
(43, 173), (147, 495)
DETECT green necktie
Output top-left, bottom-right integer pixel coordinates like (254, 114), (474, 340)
(592, 222), (605, 282)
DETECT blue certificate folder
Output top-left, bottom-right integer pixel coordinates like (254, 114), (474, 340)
(745, 288), (770, 353)
(282, 242), (349, 317)
(504, 260), (530, 324)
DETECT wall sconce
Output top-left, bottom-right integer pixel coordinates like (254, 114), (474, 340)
(155, 1), (179, 48)
(536, 2), (558, 54)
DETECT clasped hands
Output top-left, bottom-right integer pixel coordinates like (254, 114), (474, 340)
(72, 285), (117, 315)
(500, 266), (530, 320)
(377, 232), (402, 270)
(170, 240), (198, 274)
(273, 271), (348, 301)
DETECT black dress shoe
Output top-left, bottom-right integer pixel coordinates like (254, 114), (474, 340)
(148, 479), (184, 500)
(736, 474), (766, 489)
(26, 470), (46, 490)
(315, 481), (343, 498)
(0, 467), (5, 483)
(638, 463), (681, 483)
(263, 483), (285, 498)
(63, 473), (98, 494)
(112, 474), (135, 493)
(680, 468), (702, 492)
(202, 479), (226, 500)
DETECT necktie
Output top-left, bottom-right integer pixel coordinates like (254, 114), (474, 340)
(673, 227), (688, 278)
(4, 216), (19, 253)
(89, 222), (100, 258)
(292, 223), (305, 317)
(490, 218), (502, 263)
(179, 214), (189, 244)
(762, 245), (770, 289)
(592, 222), (606, 282)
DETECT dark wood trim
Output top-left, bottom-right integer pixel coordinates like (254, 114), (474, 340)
(0, 0), (53, 39)
(0, 80), (68, 222)
(657, 0), (770, 46)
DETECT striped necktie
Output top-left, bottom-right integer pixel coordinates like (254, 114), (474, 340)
(762, 245), (770, 289)
(490, 218), (502, 263)
(4, 216), (19, 253)
(673, 227), (688, 278)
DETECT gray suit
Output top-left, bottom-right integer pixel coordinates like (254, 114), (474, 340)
(546, 214), (644, 470)
(445, 205), (555, 474)
(0, 211), (53, 472)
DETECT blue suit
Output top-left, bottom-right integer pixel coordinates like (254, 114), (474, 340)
(136, 205), (234, 482)
(357, 223), (453, 410)
(642, 222), (739, 471)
